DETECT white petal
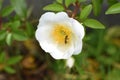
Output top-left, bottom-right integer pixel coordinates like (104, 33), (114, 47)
(40, 40), (75, 59)
(39, 12), (55, 26)
(40, 41), (72, 59)
(40, 41), (57, 54)
(50, 45), (74, 59)
(35, 26), (51, 42)
(39, 12), (70, 26)
(73, 39), (83, 55)
(50, 48), (67, 59)
(62, 45), (74, 59)
(55, 12), (69, 21)
(39, 12), (55, 22)
(70, 18), (85, 39)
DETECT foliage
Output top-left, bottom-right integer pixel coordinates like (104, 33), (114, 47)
(106, 2), (120, 14)
(0, 0), (120, 80)
(0, 52), (22, 73)
(0, 0), (34, 74)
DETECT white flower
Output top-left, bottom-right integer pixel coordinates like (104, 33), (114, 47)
(66, 57), (75, 68)
(35, 12), (85, 59)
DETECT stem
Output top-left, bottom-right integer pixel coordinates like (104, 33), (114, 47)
(71, 1), (80, 18)
(63, 0), (72, 17)
(63, 0), (80, 18)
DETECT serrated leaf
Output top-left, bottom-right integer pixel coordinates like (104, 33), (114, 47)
(80, 4), (92, 21)
(92, 0), (103, 16)
(4, 66), (16, 74)
(0, 52), (5, 63)
(0, 30), (7, 41)
(6, 33), (12, 46)
(10, 0), (27, 19)
(13, 30), (28, 41)
(105, 3), (120, 14)
(65, 0), (76, 7)
(43, 3), (64, 11)
(7, 56), (22, 65)
(1, 5), (14, 17)
(83, 19), (105, 29)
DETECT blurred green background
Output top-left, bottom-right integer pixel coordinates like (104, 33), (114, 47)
(0, 0), (120, 80)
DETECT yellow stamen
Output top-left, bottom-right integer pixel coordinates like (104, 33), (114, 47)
(52, 24), (73, 45)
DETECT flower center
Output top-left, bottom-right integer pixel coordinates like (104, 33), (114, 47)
(52, 24), (73, 45)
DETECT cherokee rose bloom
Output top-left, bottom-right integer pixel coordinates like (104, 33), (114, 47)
(35, 12), (85, 59)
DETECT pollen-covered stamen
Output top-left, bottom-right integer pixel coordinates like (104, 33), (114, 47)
(52, 24), (73, 45)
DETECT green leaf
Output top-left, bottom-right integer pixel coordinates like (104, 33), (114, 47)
(26, 6), (33, 18)
(80, 4), (92, 21)
(26, 22), (34, 37)
(105, 3), (120, 14)
(56, 0), (63, 4)
(78, 0), (86, 2)
(4, 66), (16, 74)
(13, 30), (28, 41)
(11, 20), (21, 31)
(0, 30), (7, 41)
(1, 5), (14, 17)
(0, 52), (5, 63)
(43, 3), (64, 11)
(2, 22), (12, 29)
(6, 33), (12, 46)
(92, 0), (103, 16)
(0, 0), (3, 10)
(7, 55), (22, 65)
(106, 69), (120, 80)
(107, 0), (118, 6)
(10, 0), (27, 19)
(65, 0), (76, 7)
(83, 19), (105, 29)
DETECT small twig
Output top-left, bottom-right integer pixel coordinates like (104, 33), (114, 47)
(71, 1), (80, 18)
(62, 0), (80, 18)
